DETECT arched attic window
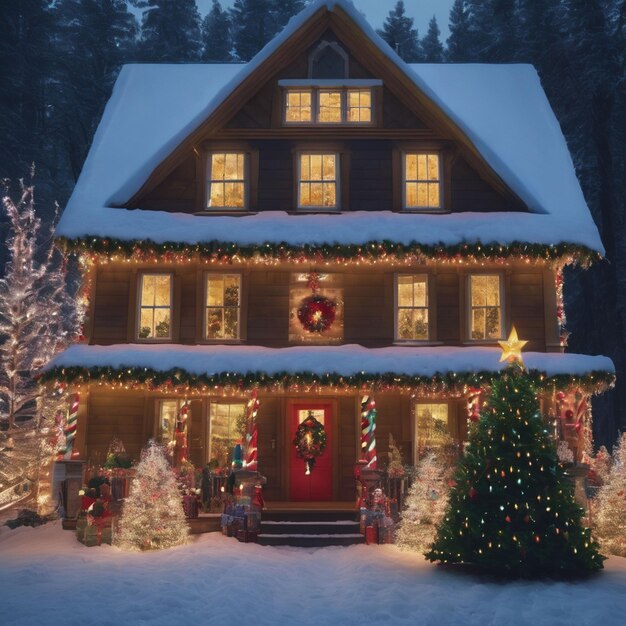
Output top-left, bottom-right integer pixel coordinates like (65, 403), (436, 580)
(308, 41), (349, 79)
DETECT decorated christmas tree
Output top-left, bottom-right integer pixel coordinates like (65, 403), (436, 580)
(116, 442), (189, 551)
(594, 432), (626, 556)
(427, 330), (604, 576)
(396, 451), (450, 552)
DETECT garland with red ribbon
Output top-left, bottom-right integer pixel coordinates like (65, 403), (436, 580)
(293, 411), (327, 475)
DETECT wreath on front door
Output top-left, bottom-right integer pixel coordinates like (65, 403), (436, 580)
(293, 411), (327, 475)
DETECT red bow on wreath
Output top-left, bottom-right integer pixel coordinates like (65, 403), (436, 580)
(293, 412), (327, 475)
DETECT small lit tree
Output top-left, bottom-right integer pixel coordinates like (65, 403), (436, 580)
(116, 442), (189, 551)
(594, 433), (626, 556)
(396, 451), (450, 552)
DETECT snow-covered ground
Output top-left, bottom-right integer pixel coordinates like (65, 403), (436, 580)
(1, 523), (625, 625)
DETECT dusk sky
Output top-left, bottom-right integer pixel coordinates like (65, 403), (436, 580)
(196, 1), (456, 40)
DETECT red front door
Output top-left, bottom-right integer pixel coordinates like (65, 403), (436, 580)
(290, 403), (333, 501)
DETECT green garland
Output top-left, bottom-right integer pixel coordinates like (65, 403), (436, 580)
(39, 364), (614, 394)
(58, 236), (602, 266)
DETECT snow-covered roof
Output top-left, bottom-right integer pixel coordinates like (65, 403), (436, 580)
(56, 0), (604, 255)
(44, 344), (614, 383)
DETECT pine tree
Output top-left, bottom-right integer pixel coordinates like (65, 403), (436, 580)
(51, 1), (138, 182)
(594, 433), (626, 556)
(116, 442), (189, 550)
(272, 0), (305, 33)
(446, 0), (474, 61)
(230, 0), (275, 62)
(428, 364), (604, 576)
(377, 1), (422, 63)
(396, 452), (450, 552)
(421, 16), (444, 62)
(201, 0), (232, 62)
(465, 0), (520, 61)
(133, 0), (202, 62)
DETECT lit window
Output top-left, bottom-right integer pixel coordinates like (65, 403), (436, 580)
(396, 274), (429, 341)
(404, 153), (441, 209)
(158, 399), (182, 446)
(347, 88), (371, 123)
(138, 274), (171, 339)
(207, 152), (246, 209)
(318, 90), (342, 123)
(206, 274), (241, 340)
(208, 402), (247, 469)
(285, 90), (312, 123)
(298, 153), (338, 209)
(414, 403), (452, 459)
(469, 274), (503, 340)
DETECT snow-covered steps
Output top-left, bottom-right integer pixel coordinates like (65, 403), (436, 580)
(257, 508), (364, 547)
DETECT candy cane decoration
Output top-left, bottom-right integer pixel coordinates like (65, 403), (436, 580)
(244, 390), (259, 471)
(360, 395), (377, 469)
(64, 392), (80, 459)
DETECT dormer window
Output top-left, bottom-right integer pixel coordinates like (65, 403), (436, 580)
(297, 153), (338, 210)
(281, 81), (379, 126)
(206, 152), (247, 210)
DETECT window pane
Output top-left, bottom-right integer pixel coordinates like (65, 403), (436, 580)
(405, 182), (418, 207)
(309, 182), (323, 206)
(323, 182), (336, 207)
(206, 274), (241, 340)
(310, 154), (322, 180)
(472, 308), (485, 339)
(397, 276), (413, 307)
(397, 309), (413, 339)
(300, 182), (311, 205)
(347, 88), (371, 123)
(300, 154), (311, 181)
(415, 403), (450, 455)
(141, 275), (155, 306)
(427, 155), (439, 181)
(405, 154), (418, 180)
(155, 275), (171, 306)
(417, 154), (427, 180)
(209, 402), (246, 468)
(224, 182), (244, 207)
(286, 90), (312, 123)
(154, 308), (170, 338)
(206, 308), (223, 338)
(322, 154), (336, 180)
(413, 278), (427, 307)
(417, 183), (428, 207)
(485, 307), (501, 339)
(159, 400), (179, 445)
(428, 183), (440, 208)
(139, 308), (154, 339)
(319, 91), (342, 122)
(211, 153), (225, 180)
(413, 308), (429, 340)
(209, 182), (224, 208)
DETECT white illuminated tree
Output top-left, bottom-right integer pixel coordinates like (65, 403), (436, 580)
(0, 175), (76, 512)
(396, 451), (450, 553)
(594, 432), (626, 556)
(116, 442), (189, 551)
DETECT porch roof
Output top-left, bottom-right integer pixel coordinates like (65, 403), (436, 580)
(42, 344), (614, 392)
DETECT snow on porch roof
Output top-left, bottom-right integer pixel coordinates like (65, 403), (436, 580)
(44, 344), (614, 387)
(56, 0), (604, 255)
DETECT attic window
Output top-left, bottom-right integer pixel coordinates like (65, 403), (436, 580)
(403, 153), (441, 210)
(283, 86), (374, 125)
(309, 41), (349, 79)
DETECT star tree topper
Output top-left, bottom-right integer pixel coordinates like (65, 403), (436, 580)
(498, 326), (528, 364)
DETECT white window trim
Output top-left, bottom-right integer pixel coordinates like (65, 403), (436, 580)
(402, 151), (443, 211)
(466, 273), (505, 342)
(205, 152), (249, 211)
(296, 151), (341, 211)
(204, 272), (242, 342)
(394, 273), (430, 343)
(136, 272), (174, 342)
(282, 86), (374, 127)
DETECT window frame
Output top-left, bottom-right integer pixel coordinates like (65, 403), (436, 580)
(281, 84), (376, 127)
(296, 151), (341, 211)
(205, 151), (249, 212)
(136, 272), (174, 342)
(402, 151), (442, 211)
(207, 400), (248, 468)
(203, 272), (243, 342)
(394, 273), (431, 343)
(156, 398), (184, 446)
(412, 400), (455, 463)
(466, 272), (505, 342)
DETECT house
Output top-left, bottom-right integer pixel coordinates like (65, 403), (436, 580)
(45, 0), (614, 506)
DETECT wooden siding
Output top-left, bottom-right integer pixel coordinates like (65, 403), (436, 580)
(88, 262), (552, 350)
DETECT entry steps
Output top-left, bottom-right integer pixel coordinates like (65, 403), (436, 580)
(257, 508), (364, 547)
